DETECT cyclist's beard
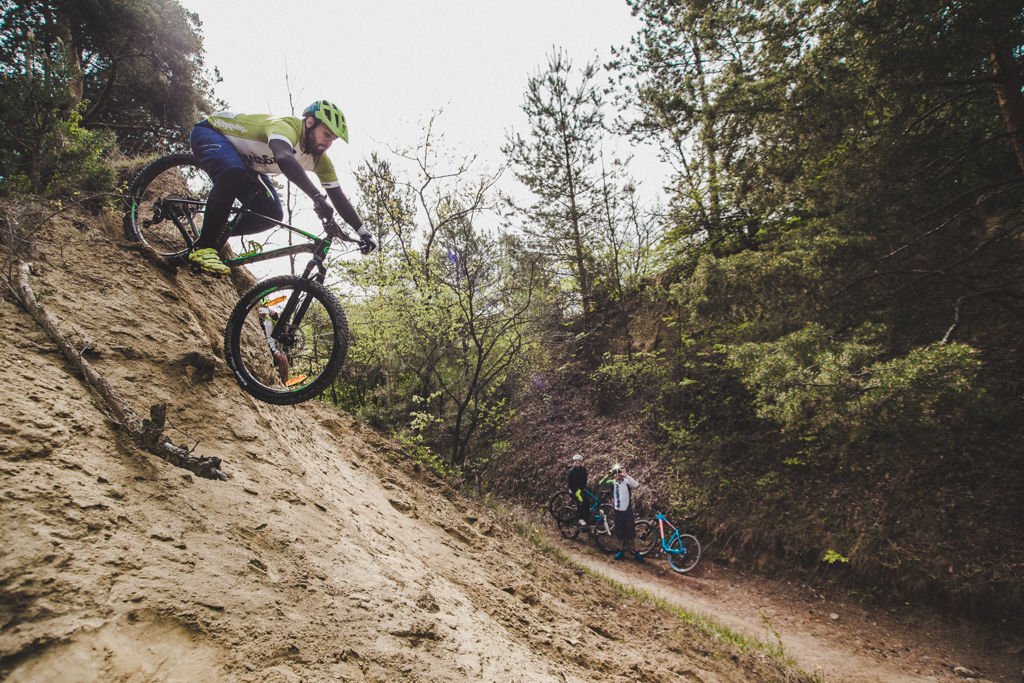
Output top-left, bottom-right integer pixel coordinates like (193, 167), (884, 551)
(303, 126), (326, 156)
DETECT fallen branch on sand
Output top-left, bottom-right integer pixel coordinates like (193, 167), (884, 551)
(12, 260), (226, 481)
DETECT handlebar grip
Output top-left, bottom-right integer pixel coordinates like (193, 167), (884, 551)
(323, 219), (357, 242)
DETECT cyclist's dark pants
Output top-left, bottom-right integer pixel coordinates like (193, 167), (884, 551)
(573, 489), (588, 521)
(614, 508), (635, 544)
(190, 121), (283, 250)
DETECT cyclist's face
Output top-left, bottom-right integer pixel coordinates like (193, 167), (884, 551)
(308, 122), (338, 154)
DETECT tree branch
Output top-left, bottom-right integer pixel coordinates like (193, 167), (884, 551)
(13, 261), (225, 480)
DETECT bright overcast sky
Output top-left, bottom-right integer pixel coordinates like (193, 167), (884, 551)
(178, 0), (666, 197)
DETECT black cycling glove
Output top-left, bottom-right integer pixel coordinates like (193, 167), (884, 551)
(356, 227), (377, 254)
(312, 194), (334, 222)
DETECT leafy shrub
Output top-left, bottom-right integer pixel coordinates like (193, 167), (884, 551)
(0, 71), (116, 198)
(725, 323), (986, 451)
(40, 109), (117, 197)
(591, 350), (668, 405)
(394, 431), (461, 480)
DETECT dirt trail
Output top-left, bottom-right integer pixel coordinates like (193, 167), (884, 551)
(559, 538), (1021, 683)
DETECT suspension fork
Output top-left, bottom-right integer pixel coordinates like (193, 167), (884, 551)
(272, 254), (328, 343)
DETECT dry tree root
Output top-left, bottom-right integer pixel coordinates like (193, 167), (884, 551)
(13, 260), (226, 480)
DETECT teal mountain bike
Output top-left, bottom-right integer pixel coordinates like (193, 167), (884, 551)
(635, 512), (701, 574)
(551, 489), (617, 553)
(124, 153), (358, 405)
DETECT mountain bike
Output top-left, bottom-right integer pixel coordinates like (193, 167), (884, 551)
(547, 484), (611, 518)
(124, 153), (359, 405)
(635, 512), (701, 574)
(551, 489), (617, 553)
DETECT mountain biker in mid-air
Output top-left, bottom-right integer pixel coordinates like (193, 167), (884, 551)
(187, 100), (376, 274)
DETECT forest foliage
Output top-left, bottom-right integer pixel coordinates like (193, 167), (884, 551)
(0, 0), (218, 196)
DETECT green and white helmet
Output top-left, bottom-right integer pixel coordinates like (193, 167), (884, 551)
(302, 100), (348, 142)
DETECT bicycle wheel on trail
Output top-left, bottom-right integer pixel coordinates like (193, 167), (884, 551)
(548, 490), (576, 517)
(124, 153), (210, 261)
(667, 533), (701, 574)
(225, 275), (349, 405)
(634, 519), (657, 557)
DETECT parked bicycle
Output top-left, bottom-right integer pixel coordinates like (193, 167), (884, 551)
(635, 512), (701, 574)
(124, 153), (359, 405)
(550, 488), (617, 553)
(547, 483), (612, 518)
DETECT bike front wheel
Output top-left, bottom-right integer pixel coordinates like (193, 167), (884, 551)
(124, 153), (210, 261)
(667, 533), (701, 574)
(225, 275), (349, 405)
(553, 505), (581, 540)
(548, 490), (577, 518)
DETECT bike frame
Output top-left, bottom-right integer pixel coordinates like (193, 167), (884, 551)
(580, 489), (611, 518)
(154, 196), (354, 280)
(152, 196), (358, 346)
(654, 512), (684, 554)
(571, 489), (612, 534)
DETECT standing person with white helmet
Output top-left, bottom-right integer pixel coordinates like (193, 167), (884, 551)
(186, 100), (376, 274)
(610, 464), (643, 562)
(567, 453), (589, 526)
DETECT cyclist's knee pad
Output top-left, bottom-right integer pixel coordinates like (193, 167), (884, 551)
(241, 175), (282, 217)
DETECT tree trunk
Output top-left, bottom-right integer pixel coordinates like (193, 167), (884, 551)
(990, 41), (1024, 175)
(563, 144), (592, 331)
(55, 4), (83, 108)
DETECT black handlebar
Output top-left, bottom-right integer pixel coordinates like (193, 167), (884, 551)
(322, 217), (359, 243)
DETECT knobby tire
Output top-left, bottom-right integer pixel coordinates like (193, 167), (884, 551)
(554, 505), (581, 540)
(124, 153), (209, 261)
(667, 533), (701, 574)
(225, 275), (349, 405)
(548, 490), (577, 517)
(634, 519), (657, 557)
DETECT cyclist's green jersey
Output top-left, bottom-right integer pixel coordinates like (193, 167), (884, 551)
(203, 111), (340, 188)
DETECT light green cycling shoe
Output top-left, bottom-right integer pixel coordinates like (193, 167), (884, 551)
(189, 247), (230, 275)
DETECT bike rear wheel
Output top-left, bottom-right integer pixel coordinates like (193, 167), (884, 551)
(634, 519), (657, 557)
(591, 503), (617, 553)
(667, 533), (701, 574)
(224, 275), (349, 405)
(124, 153), (210, 261)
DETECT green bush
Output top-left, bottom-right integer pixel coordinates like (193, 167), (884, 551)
(0, 50), (116, 198)
(40, 109), (117, 197)
(591, 350), (668, 405)
(725, 323), (986, 451)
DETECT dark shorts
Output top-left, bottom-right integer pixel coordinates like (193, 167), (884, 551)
(614, 509), (635, 540)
